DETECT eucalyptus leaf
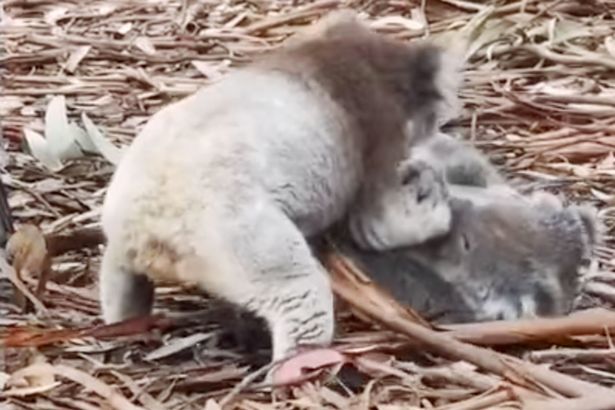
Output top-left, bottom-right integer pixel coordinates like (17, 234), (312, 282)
(44, 95), (83, 161)
(23, 128), (64, 171)
(69, 122), (98, 154)
(81, 113), (123, 165)
(551, 19), (591, 45)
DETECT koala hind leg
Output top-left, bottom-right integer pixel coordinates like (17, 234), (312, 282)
(99, 244), (155, 323)
(348, 159), (452, 252)
(207, 201), (336, 381)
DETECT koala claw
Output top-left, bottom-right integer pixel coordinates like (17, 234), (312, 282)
(398, 159), (451, 223)
(349, 158), (452, 251)
(399, 159), (449, 205)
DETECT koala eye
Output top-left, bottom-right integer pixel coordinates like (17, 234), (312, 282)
(461, 233), (472, 252)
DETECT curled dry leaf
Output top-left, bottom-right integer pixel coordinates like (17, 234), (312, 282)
(5, 223), (51, 309)
(6, 224), (49, 283)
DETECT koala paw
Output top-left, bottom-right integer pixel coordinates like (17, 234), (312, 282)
(399, 159), (450, 207)
(349, 160), (453, 252)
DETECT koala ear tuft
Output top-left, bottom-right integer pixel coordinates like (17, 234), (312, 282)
(571, 204), (604, 249)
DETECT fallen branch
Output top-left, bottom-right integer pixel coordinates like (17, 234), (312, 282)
(442, 308), (615, 346)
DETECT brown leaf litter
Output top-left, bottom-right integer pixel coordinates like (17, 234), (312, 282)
(2, 0), (615, 409)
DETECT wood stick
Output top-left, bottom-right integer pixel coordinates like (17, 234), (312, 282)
(442, 308), (615, 346)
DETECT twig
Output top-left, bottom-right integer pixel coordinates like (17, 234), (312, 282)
(442, 308), (615, 346)
(525, 394), (615, 410)
(529, 347), (615, 363)
(218, 362), (276, 408)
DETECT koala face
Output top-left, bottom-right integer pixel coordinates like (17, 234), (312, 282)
(410, 195), (595, 321)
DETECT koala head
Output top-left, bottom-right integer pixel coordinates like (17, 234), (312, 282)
(409, 192), (599, 321)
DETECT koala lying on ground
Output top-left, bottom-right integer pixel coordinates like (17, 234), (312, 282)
(332, 132), (599, 323)
(98, 10), (462, 383)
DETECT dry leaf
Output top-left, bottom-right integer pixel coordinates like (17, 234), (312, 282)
(44, 95), (83, 161)
(191, 60), (227, 80)
(604, 36), (615, 58)
(24, 354), (55, 388)
(44, 7), (68, 25)
(204, 399), (222, 410)
(6, 224), (49, 277)
(0, 96), (24, 116)
(69, 122), (98, 153)
(117, 22), (132, 35)
(551, 19), (591, 44)
(10, 363), (145, 410)
(0, 371), (9, 390)
(22, 128), (63, 171)
(64, 45), (91, 73)
(134, 36), (156, 55)
(144, 332), (213, 361)
(81, 113), (123, 165)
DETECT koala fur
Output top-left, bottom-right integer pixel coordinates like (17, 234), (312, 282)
(334, 132), (599, 323)
(98, 10), (462, 368)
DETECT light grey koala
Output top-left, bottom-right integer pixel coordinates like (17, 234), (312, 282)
(98, 10), (463, 381)
(332, 132), (599, 323)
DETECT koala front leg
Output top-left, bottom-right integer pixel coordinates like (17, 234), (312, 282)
(348, 160), (452, 252)
(99, 244), (155, 323)
(210, 202), (341, 385)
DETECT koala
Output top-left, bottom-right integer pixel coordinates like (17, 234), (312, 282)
(332, 132), (599, 323)
(98, 10), (462, 383)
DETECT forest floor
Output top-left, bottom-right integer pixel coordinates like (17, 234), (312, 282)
(2, 0), (615, 409)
